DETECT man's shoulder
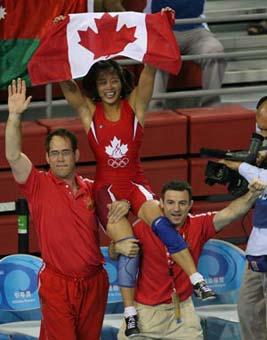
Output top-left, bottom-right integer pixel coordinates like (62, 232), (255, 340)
(22, 167), (47, 183)
(189, 211), (216, 218)
(188, 211), (216, 225)
(16, 168), (49, 199)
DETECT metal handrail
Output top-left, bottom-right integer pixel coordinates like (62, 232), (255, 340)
(182, 49), (267, 61)
(45, 83), (52, 118)
(1, 84), (267, 112)
(0, 202), (16, 213)
(175, 13), (267, 25)
(117, 49), (267, 65)
(0, 98), (67, 111)
(153, 85), (267, 100)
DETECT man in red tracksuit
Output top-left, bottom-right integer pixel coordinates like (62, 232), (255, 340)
(5, 78), (128, 340)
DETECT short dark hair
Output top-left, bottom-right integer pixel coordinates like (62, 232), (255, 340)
(82, 60), (134, 101)
(161, 180), (192, 201)
(45, 128), (78, 153)
(256, 96), (267, 110)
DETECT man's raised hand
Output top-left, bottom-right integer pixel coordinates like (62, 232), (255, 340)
(8, 78), (31, 116)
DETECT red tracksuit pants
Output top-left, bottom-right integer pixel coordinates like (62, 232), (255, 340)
(38, 264), (109, 340)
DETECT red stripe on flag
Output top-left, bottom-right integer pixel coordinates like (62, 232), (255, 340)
(28, 16), (72, 86)
(143, 12), (182, 75)
(0, 0), (88, 40)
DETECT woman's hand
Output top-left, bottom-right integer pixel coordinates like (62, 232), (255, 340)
(161, 7), (175, 25)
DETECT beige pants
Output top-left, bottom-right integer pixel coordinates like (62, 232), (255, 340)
(237, 266), (267, 340)
(117, 297), (203, 340)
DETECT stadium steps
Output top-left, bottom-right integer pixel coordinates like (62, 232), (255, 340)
(205, 0), (267, 104)
(206, 0), (267, 16)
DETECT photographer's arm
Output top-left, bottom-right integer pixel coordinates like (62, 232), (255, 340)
(213, 179), (267, 231)
(220, 159), (267, 185)
(239, 162), (267, 186)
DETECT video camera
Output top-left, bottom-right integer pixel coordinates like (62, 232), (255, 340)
(200, 133), (265, 197)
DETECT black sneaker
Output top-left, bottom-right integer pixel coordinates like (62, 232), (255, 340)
(125, 315), (140, 337)
(193, 280), (216, 300)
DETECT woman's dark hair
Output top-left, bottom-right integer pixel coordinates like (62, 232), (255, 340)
(45, 128), (78, 152)
(82, 60), (134, 101)
(161, 180), (193, 201)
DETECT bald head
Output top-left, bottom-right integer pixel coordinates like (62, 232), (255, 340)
(256, 97), (267, 137)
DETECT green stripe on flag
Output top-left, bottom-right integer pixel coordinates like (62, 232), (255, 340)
(0, 39), (40, 89)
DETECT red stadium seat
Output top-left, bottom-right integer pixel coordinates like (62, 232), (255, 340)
(141, 110), (187, 157)
(143, 158), (188, 196)
(168, 61), (202, 90)
(37, 117), (95, 163)
(0, 215), (18, 255)
(0, 171), (24, 202)
(176, 105), (255, 154)
(0, 121), (47, 169)
(76, 164), (96, 181)
(0, 216), (42, 255)
(189, 158), (228, 196)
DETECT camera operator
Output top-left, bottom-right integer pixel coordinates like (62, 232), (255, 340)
(220, 96), (267, 340)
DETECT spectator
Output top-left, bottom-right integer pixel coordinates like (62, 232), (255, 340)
(123, 0), (226, 108)
(248, 20), (267, 35)
(100, 0), (126, 11)
(221, 96), (267, 340)
(5, 78), (129, 340)
(110, 179), (265, 339)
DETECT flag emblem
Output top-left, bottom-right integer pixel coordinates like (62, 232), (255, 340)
(0, 5), (7, 20)
(78, 13), (137, 59)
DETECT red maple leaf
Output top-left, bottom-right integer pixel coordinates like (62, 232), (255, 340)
(78, 13), (137, 59)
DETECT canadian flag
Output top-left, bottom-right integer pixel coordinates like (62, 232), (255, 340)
(28, 11), (181, 85)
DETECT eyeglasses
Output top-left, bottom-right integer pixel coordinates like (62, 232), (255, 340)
(48, 149), (74, 158)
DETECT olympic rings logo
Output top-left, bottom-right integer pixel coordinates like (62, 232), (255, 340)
(108, 157), (129, 168)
